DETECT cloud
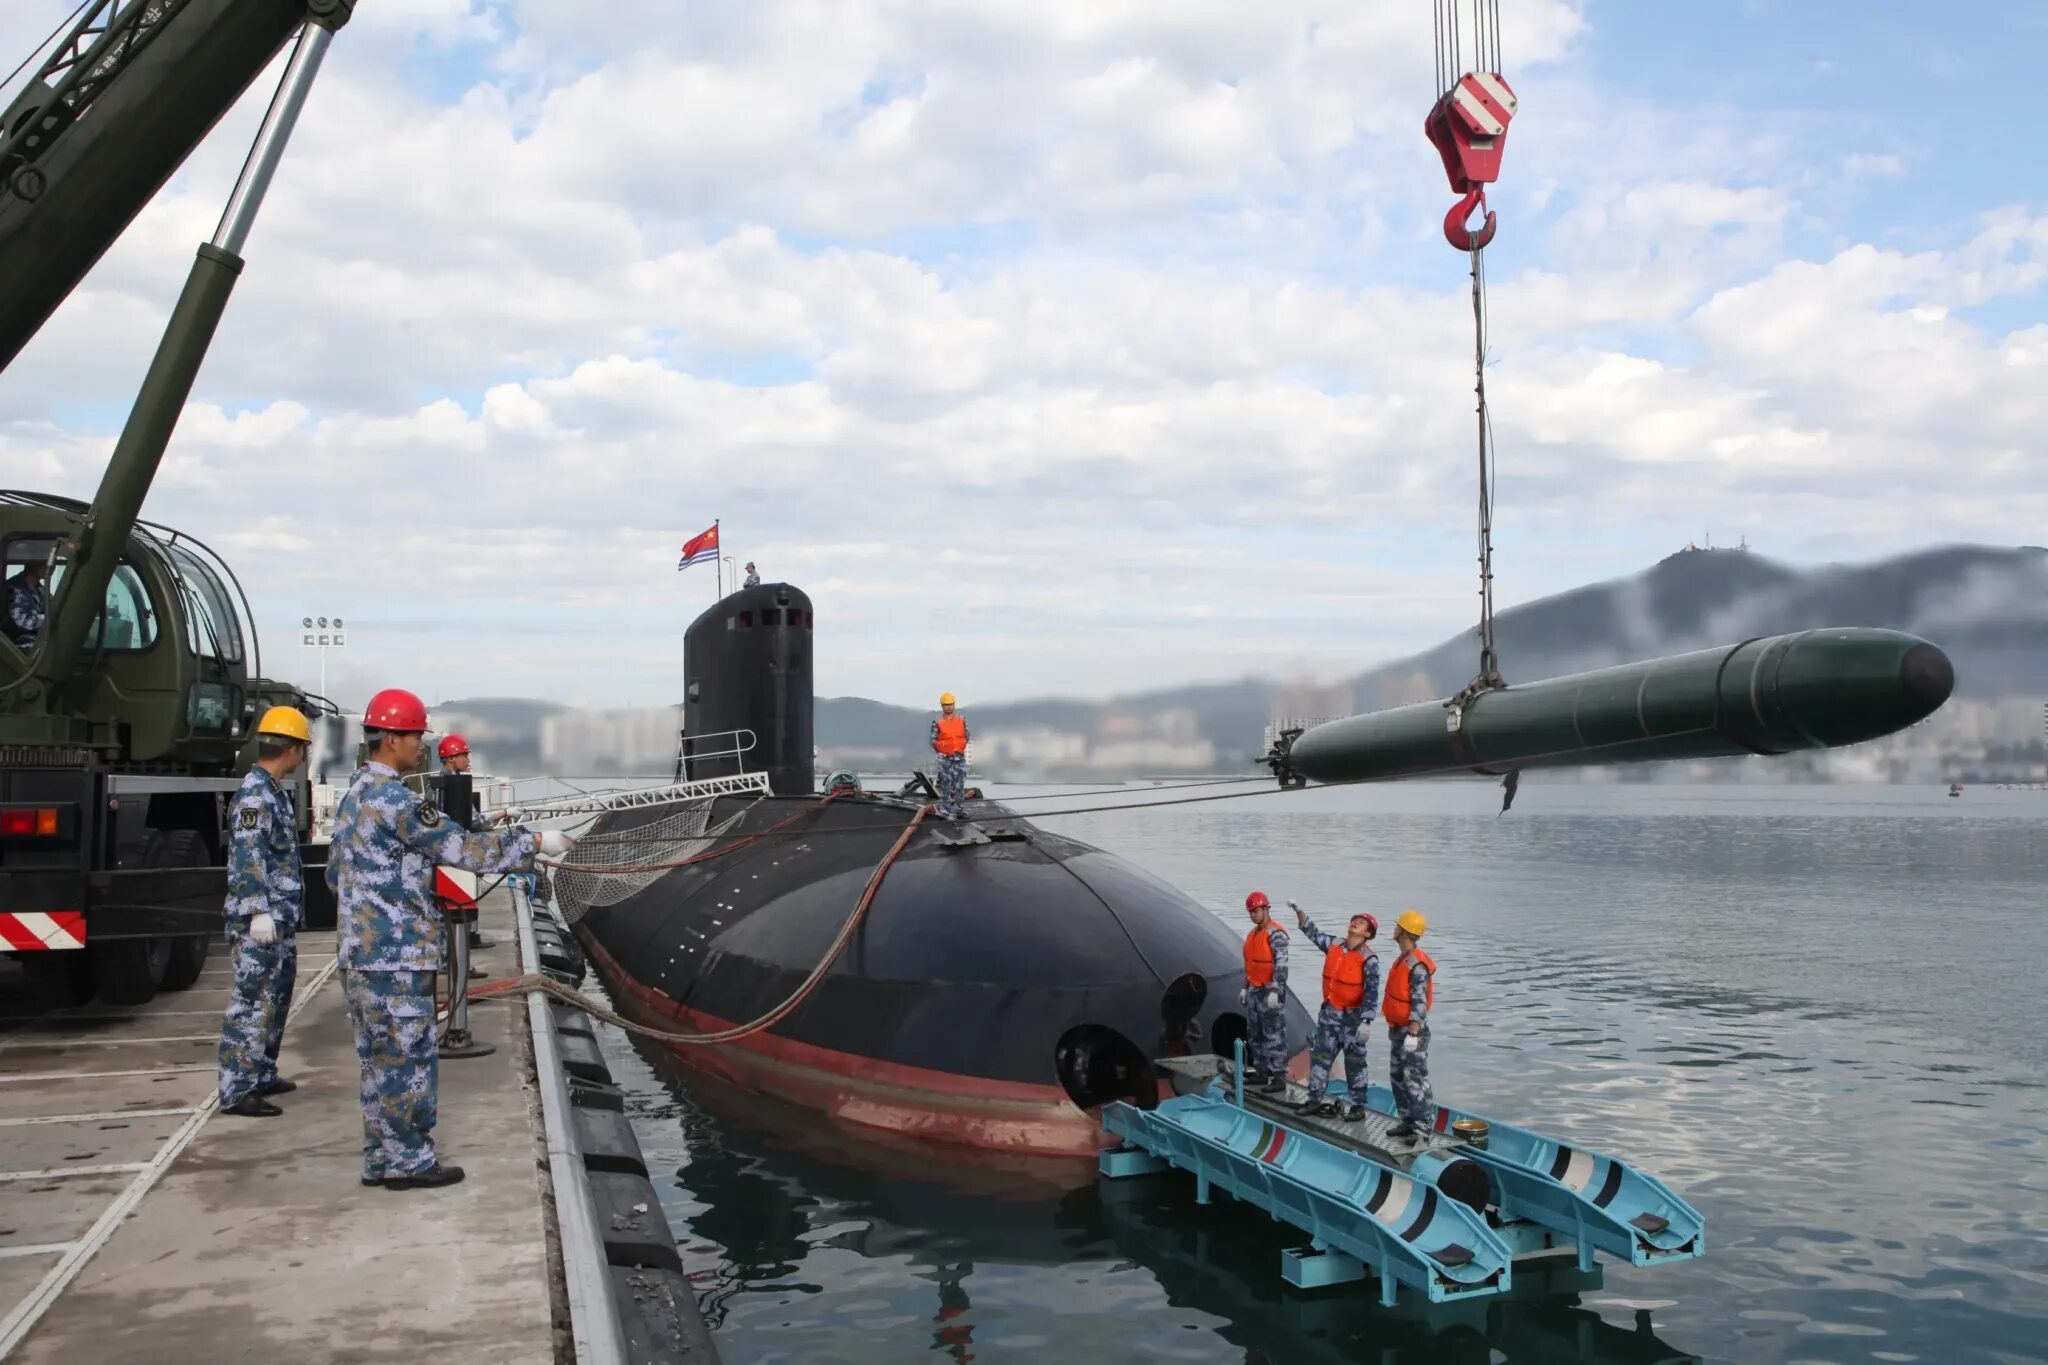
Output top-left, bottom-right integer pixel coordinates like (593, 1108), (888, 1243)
(0, 1), (2038, 710)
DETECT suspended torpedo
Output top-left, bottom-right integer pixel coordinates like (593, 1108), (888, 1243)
(1267, 629), (1954, 785)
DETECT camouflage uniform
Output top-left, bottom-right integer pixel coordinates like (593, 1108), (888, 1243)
(4, 571), (46, 648)
(327, 761), (536, 1180)
(1298, 916), (1380, 1103)
(1389, 955), (1437, 1130)
(215, 767), (303, 1106)
(1244, 923), (1290, 1076)
(929, 716), (970, 819)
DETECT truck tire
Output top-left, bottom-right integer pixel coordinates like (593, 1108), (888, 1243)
(152, 830), (215, 992)
(93, 933), (171, 1007)
(22, 951), (94, 1009)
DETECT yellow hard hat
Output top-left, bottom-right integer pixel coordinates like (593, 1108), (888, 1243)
(1396, 910), (1428, 938)
(256, 705), (311, 743)
(939, 692), (956, 706)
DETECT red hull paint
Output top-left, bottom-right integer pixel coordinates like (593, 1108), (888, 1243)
(583, 934), (1113, 1158)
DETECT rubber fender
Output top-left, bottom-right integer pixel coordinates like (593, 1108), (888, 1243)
(587, 1170), (683, 1272)
(568, 1075), (625, 1112)
(549, 1001), (596, 1039)
(607, 1265), (722, 1365)
(558, 1030), (612, 1085)
(573, 1106), (650, 1178)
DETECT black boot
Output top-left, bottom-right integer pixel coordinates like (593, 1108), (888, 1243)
(1260, 1074), (1287, 1094)
(1297, 1097), (1336, 1117)
(220, 1095), (283, 1118)
(1342, 1102), (1367, 1122)
(383, 1163), (466, 1190)
(256, 1078), (297, 1097)
(1385, 1122), (1419, 1140)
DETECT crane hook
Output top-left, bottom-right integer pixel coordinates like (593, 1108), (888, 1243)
(1443, 188), (1496, 251)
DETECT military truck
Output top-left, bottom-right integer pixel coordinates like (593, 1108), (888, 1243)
(0, 1), (354, 1004)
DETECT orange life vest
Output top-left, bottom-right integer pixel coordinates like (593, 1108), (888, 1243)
(1382, 948), (1436, 1027)
(1243, 925), (1277, 988)
(1322, 944), (1374, 1010)
(934, 713), (968, 756)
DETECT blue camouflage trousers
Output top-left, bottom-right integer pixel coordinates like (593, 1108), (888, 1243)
(1306, 1003), (1370, 1101)
(1248, 990), (1289, 1076)
(936, 753), (967, 817)
(216, 930), (297, 1104)
(1389, 1025), (1436, 1129)
(344, 969), (440, 1179)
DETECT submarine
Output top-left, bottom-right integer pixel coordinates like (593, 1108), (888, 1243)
(569, 580), (1304, 1157)
(568, 582), (1955, 1159)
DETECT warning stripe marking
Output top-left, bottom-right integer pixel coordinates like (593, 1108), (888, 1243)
(0, 913), (86, 952)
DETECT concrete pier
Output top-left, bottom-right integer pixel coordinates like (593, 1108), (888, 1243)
(0, 897), (558, 1363)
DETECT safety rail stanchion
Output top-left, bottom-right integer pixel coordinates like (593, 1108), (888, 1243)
(440, 911), (493, 1059)
(516, 883), (628, 1365)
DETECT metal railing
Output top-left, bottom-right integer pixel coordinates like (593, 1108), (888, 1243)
(672, 727), (757, 783)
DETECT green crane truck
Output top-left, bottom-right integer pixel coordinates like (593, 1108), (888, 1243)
(0, 0), (354, 1005)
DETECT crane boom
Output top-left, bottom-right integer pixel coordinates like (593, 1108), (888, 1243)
(0, 0), (352, 374)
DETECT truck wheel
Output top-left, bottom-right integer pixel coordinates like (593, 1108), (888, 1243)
(21, 951), (94, 1009)
(152, 830), (215, 992)
(93, 934), (171, 1006)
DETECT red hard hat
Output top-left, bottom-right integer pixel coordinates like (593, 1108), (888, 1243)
(1350, 913), (1379, 939)
(363, 688), (428, 732)
(1245, 891), (1271, 911)
(437, 734), (470, 760)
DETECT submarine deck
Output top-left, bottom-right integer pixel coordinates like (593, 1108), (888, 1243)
(0, 897), (556, 1364)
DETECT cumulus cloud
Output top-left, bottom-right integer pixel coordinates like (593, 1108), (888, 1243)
(0, 0), (2036, 709)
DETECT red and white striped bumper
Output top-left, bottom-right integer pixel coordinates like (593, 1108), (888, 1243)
(0, 911), (87, 951)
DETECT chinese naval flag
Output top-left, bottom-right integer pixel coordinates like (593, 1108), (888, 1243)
(677, 523), (718, 571)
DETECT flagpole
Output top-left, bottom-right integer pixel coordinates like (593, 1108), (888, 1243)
(714, 519), (722, 599)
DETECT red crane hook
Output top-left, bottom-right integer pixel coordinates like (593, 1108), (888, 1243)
(1443, 187), (1496, 252)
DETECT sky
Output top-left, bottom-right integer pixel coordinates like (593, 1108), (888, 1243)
(0, 1), (2041, 711)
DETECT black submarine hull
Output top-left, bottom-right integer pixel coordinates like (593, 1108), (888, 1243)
(574, 790), (1313, 1156)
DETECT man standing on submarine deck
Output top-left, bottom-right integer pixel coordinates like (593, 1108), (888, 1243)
(1239, 892), (1290, 1092)
(1383, 910), (1438, 1142)
(1291, 901), (1380, 1121)
(930, 692), (970, 820)
(328, 687), (566, 1190)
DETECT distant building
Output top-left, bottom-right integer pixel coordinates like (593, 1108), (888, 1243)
(540, 706), (682, 775)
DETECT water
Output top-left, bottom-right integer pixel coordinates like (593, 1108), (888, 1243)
(592, 781), (2048, 1364)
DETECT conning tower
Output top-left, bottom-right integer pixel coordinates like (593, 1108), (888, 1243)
(682, 582), (814, 795)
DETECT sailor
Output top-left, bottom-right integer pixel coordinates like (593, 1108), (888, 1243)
(4, 558), (48, 649)
(1238, 891), (1290, 1092)
(1290, 901), (1380, 1121)
(1383, 910), (1438, 1141)
(215, 706), (312, 1118)
(929, 692), (970, 820)
(437, 733), (495, 950)
(328, 687), (566, 1190)
(743, 561), (760, 588)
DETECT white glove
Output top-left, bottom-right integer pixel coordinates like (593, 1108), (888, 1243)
(1237, 986), (1248, 1007)
(1287, 899), (1300, 912)
(249, 912), (277, 946)
(1263, 989), (1282, 1011)
(537, 830), (573, 858)
(1402, 1031), (1420, 1054)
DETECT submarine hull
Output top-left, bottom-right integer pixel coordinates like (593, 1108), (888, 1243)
(1284, 628), (1954, 784)
(572, 793), (1313, 1157)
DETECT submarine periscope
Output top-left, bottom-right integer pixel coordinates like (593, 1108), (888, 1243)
(564, 581), (1301, 1157)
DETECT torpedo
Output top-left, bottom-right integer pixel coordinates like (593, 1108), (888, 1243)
(1269, 629), (1954, 787)
(568, 581), (1312, 1157)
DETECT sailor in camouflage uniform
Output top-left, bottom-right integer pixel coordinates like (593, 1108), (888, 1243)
(215, 706), (312, 1118)
(1239, 891), (1290, 1091)
(1383, 910), (1439, 1141)
(329, 688), (556, 1190)
(929, 692), (970, 820)
(1291, 902), (1381, 1121)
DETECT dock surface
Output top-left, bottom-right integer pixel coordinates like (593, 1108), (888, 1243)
(0, 899), (557, 1364)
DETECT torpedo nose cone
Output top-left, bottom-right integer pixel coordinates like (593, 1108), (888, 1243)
(1899, 641), (1956, 720)
(1773, 629), (1955, 747)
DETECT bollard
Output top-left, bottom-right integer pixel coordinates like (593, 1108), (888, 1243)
(441, 912), (494, 1059)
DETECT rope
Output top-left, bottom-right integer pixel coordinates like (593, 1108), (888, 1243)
(479, 807), (928, 1045)
(1467, 239), (1504, 693)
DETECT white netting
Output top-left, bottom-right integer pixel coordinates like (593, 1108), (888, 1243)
(546, 797), (749, 921)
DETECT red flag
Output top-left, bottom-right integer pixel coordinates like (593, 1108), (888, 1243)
(677, 523), (719, 571)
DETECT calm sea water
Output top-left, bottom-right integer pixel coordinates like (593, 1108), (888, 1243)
(592, 781), (2048, 1365)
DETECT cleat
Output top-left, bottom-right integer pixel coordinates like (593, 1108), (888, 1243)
(220, 1095), (283, 1118)
(382, 1163), (466, 1190)
(256, 1078), (297, 1097)
(1342, 1103), (1367, 1122)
